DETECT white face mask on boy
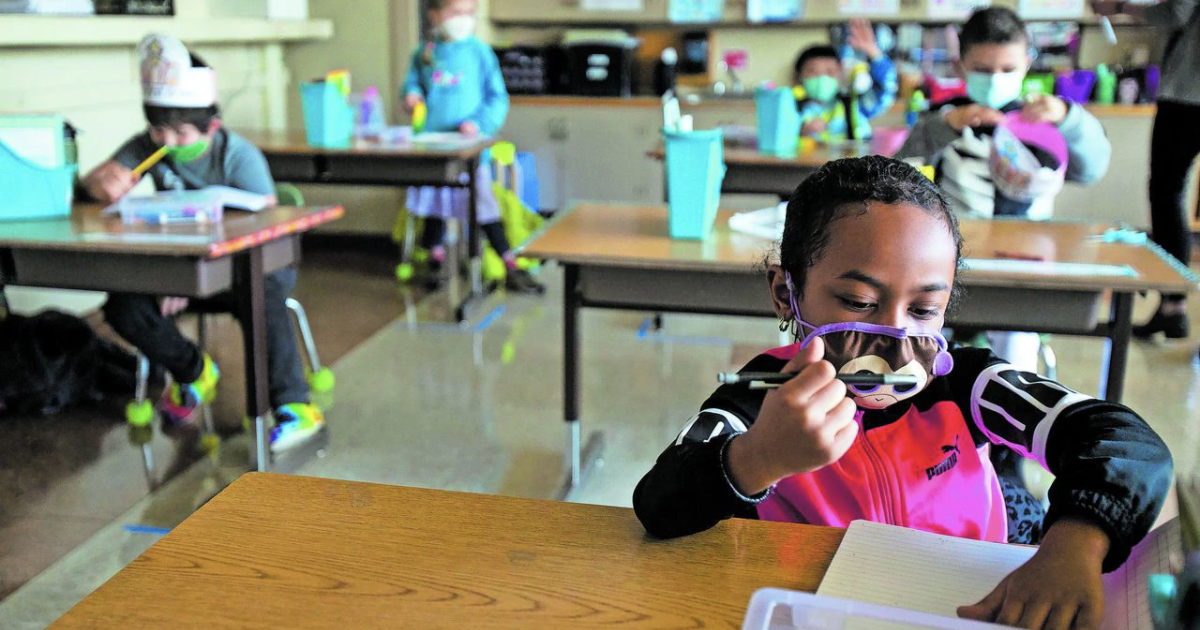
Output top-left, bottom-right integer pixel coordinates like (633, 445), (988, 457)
(440, 15), (476, 42)
(965, 70), (1026, 110)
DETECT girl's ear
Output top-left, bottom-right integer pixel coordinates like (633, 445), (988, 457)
(766, 264), (794, 321)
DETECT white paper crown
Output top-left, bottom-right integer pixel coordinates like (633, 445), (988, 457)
(137, 34), (217, 108)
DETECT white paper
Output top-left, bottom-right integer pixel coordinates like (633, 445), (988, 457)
(728, 203), (785, 241)
(748, 0), (802, 22)
(1017, 0), (1085, 19)
(818, 519), (1181, 630)
(838, 0), (898, 15)
(101, 186), (271, 216)
(962, 257), (1139, 278)
(0, 115), (63, 169)
(927, 0), (988, 20)
(582, 0), (643, 10)
(669, 0), (724, 23)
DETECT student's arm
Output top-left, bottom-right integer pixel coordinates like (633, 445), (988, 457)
(465, 45), (510, 136)
(950, 348), (1172, 571)
(894, 108), (961, 164)
(80, 133), (152, 202)
(633, 354), (790, 538)
(1058, 103), (1112, 184)
(857, 54), (899, 120)
(402, 48), (427, 101)
(224, 134), (277, 203)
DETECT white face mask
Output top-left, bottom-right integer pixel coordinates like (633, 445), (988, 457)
(966, 70), (1026, 110)
(439, 15), (475, 42)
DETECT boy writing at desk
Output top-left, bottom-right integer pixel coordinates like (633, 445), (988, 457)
(635, 156), (1171, 630)
(81, 34), (324, 452)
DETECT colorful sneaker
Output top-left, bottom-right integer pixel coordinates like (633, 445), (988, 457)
(159, 354), (219, 426)
(269, 403), (325, 452)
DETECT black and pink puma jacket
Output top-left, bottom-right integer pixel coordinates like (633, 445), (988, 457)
(633, 345), (1172, 572)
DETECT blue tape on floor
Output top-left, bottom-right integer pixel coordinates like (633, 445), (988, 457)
(403, 305), (507, 334)
(634, 317), (731, 347)
(124, 524), (172, 535)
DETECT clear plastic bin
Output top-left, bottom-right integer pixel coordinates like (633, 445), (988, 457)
(115, 189), (224, 226)
(742, 588), (1015, 630)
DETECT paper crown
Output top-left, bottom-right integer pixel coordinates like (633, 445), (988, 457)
(137, 34), (217, 108)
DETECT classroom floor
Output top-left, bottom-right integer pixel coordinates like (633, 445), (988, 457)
(1, 245), (1198, 629)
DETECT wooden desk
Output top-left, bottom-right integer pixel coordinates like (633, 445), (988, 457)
(0, 204), (344, 471)
(49, 473), (844, 629)
(649, 145), (875, 198)
(242, 129), (497, 322)
(523, 204), (1198, 497)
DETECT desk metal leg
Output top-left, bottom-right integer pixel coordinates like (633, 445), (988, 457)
(556, 265), (604, 500)
(1100, 291), (1133, 403)
(455, 156), (489, 322)
(234, 248), (271, 471)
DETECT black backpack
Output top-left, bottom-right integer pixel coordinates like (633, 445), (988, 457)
(0, 309), (138, 416)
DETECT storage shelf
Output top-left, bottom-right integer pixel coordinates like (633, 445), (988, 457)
(0, 15), (333, 47)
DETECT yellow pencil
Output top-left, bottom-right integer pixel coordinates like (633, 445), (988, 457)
(131, 145), (170, 177)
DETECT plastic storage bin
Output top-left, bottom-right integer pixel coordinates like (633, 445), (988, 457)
(664, 127), (725, 240)
(0, 138), (75, 222)
(755, 87), (801, 156)
(741, 588), (1009, 630)
(300, 81), (353, 148)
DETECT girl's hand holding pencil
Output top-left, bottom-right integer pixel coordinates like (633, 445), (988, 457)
(724, 337), (860, 496)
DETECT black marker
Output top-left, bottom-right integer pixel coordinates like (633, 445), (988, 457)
(718, 371), (920, 390)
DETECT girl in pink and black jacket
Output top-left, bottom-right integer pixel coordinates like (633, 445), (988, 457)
(633, 156), (1171, 630)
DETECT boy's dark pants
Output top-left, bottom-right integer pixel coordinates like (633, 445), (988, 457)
(1149, 99), (1200, 304)
(102, 267), (308, 408)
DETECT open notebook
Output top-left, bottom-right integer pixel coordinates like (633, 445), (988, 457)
(815, 519), (1180, 630)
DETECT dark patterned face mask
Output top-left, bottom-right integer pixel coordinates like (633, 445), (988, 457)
(786, 272), (954, 409)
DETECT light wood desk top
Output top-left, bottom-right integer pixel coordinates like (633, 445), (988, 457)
(242, 129), (494, 160)
(523, 204), (1198, 294)
(0, 204), (344, 258)
(50, 473), (844, 630)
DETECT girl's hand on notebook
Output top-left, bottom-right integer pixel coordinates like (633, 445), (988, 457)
(459, 121), (479, 136)
(944, 105), (1004, 131)
(958, 517), (1109, 630)
(726, 337), (859, 495)
(1021, 95), (1069, 125)
(83, 161), (140, 204)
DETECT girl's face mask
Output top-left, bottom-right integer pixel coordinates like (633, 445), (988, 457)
(786, 272), (954, 410)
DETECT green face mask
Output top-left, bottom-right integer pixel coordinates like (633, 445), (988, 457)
(169, 139), (210, 163)
(802, 75), (841, 103)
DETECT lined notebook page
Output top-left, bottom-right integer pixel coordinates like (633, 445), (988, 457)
(818, 520), (1180, 630)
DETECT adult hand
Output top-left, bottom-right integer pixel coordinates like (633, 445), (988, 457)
(725, 336), (859, 495)
(847, 18), (883, 60)
(82, 161), (140, 204)
(944, 104), (1005, 131)
(959, 518), (1109, 629)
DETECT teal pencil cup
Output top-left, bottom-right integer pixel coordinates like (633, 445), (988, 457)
(755, 87), (801, 157)
(664, 127), (725, 240)
(300, 81), (353, 149)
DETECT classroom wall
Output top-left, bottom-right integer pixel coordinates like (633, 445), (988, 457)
(0, 20), (320, 314)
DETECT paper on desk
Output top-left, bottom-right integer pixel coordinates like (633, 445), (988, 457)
(409, 132), (489, 149)
(963, 258), (1139, 278)
(817, 519), (1180, 630)
(0, 114), (64, 169)
(101, 186), (271, 215)
(728, 203), (785, 241)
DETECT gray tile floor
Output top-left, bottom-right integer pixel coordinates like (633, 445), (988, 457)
(2, 262), (1198, 629)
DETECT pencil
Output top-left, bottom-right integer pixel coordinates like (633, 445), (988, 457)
(718, 371), (920, 388)
(131, 146), (170, 177)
